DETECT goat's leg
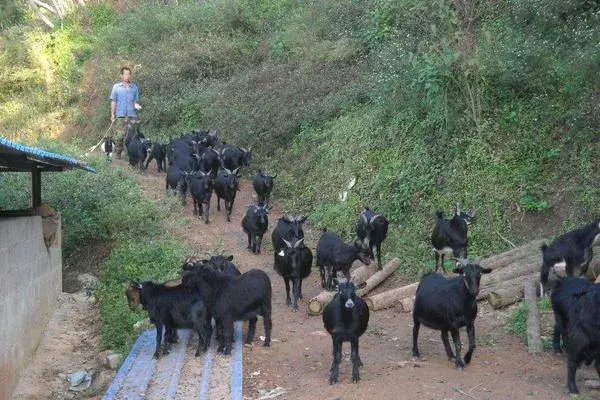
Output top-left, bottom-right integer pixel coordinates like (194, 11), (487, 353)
(376, 242), (383, 270)
(329, 338), (342, 385)
(343, 268), (352, 284)
(262, 306), (272, 347)
(203, 201), (210, 224)
(292, 277), (300, 312)
(225, 200), (231, 222)
(326, 266), (335, 291)
(464, 323), (476, 364)
(256, 234), (263, 254)
(567, 352), (580, 394)
(154, 322), (164, 359)
(247, 232), (252, 250)
(318, 262), (326, 289)
(351, 338), (361, 383)
(284, 277), (291, 306)
(222, 318), (234, 356)
(553, 313), (564, 353)
(216, 196), (221, 211)
(411, 318), (421, 359)
(441, 330), (455, 359)
(246, 317), (258, 345)
(450, 329), (464, 370)
(298, 279), (304, 299)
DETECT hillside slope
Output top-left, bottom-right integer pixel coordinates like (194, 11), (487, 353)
(2, 0), (600, 276)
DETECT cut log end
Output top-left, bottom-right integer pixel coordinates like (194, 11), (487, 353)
(308, 299), (324, 316)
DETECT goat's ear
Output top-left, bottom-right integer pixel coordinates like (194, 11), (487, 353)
(481, 267), (492, 274)
(452, 266), (464, 275)
(226, 255), (234, 261)
(135, 282), (143, 290)
(355, 281), (367, 290)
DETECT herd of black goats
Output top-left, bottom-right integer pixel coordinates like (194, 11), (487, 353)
(112, 125), (600, 393)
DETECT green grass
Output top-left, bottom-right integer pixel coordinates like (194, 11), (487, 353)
(507, 296), (553, 350)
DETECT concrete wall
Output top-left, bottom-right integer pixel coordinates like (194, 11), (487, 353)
(0, 215), (62, 400)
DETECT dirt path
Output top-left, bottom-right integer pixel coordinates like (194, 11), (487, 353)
(131, 161), (598, 400)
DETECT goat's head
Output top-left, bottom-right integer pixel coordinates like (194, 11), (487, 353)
(278, 238), (305, 268)
(240, 147), (252, 166)
(353, 239), (372, 266)
(223, 168), (241, 190)
(453, 203), (476, 225)
(252, 204), (269, 224)
(124, 280), (143, 311)
(452, 258), (491, 297)
(337, 281), (367, 309)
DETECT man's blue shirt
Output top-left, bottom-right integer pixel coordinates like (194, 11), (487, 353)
(109, 82), (140, 118)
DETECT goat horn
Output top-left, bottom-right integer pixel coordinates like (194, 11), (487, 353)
(283, 239), (293, 248)
(361, 213), (368, 224)
(469, 207), (476, 217)
(452, 257), (469, 267)
(454, 203), (461, 215)
(224, 168), (232, 175)
(369, 214), (382, 224)
(294, 238), (304, 248)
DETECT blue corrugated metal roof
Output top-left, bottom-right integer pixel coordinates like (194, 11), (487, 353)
(0, 137), (95, 173)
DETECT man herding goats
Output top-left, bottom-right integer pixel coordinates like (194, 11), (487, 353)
(109, 67), (141, 159)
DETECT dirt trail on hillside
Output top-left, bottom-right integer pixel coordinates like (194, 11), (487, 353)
(12, 158), (600, 400)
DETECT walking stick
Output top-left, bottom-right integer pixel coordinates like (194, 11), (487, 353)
(84, 120), (114, 156)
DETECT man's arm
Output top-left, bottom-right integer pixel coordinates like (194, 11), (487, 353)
(111, 100), (116, 122)
(109, 84), (117, 122)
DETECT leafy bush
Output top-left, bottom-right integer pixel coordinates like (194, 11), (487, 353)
(96, 237), (185, 353)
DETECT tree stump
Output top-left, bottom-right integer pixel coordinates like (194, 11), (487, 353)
(525, 280), (542, 353)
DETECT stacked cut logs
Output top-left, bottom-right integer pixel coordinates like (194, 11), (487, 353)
(307, 258), (399, 316)
(308, 240), (600, 316)
(364, 239), (551, 313)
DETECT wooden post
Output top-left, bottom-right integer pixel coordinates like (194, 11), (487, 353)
(525, 280), (542, 353)
(31, 168), (42, 208)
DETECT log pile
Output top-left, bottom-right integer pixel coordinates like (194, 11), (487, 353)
(364, 239), (555, 312)
(307, 259), (399, 316)
(308, 240), (600, 316)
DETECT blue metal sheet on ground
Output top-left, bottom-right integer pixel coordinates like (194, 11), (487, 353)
(147, 330), (191, 400)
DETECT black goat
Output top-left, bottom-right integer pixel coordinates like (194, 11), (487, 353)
(220, 143), (251, 171)
(355, 207), (389, 270)
(412, 259), (491, 370)
(184, 265), (272, 355)
(253, 172), (277, 207)
(125, 280), (210, 359)
(214, 168), (241, 222)
(431, 203), (476, 273)
(540, 218), (600, 290)
(241, 205), (269, 254)
(322, 281), (369, 384)
(273, 237), (313, 312)
(316, 229), (371, 290)
(187, 171), (213, 224)
(126, 135), (152, 173)
(564, 287), (600, 394)
(271, 215), (306, 253)
(101, 137), (115, 160)
(196, 147), (221, 177)
(146, 143), (167, 172)
(550, 276), (596, 354)
(165, 165), (190, 204)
